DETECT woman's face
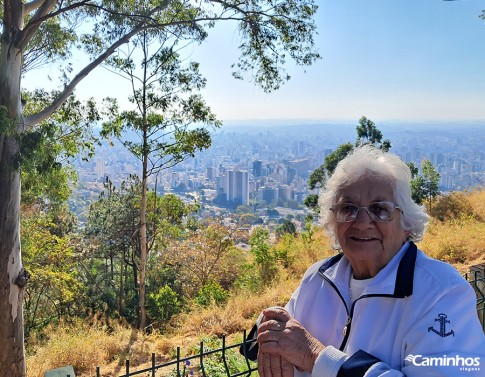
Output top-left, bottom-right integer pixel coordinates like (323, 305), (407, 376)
(333, 174), (408, 279)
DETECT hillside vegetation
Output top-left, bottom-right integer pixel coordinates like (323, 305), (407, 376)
(26, 189), (485, 377)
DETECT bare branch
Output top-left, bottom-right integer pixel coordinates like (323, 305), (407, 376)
(23, 0), (48, 15)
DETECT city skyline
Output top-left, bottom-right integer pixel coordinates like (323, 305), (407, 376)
(73, 123), (485, 214)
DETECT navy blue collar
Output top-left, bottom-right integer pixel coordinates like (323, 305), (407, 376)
(318, 242), (417, 298)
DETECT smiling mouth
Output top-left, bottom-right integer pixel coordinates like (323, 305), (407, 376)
(350, 237), (379, 242)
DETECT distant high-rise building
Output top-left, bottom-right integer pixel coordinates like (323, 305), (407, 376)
(225, 169), (249, 205)
(258, 186), (278, 204)
(235, 170), (249, 205)
(278, 185), (292, 201)
(253, 160), (262, 177)
(95, 157), (105, 177)
(289, 159), (310, 179)
(287, 167), (297, 184)
(206, 167), (217, 180)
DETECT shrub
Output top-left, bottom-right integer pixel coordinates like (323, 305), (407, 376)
(195, 281), (229, 307)
(430, 192), (475, 222)
(147, 286), (182, 323)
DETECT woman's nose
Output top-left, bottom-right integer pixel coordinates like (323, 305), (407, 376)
(352, 207), (374, 228)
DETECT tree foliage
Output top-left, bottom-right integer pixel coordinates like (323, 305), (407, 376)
(305, 117), (389, 212)
(100, 30), (221, 328)
(411, 159), (441, 211)
(83, 177), (197, 324)
(355, 116), (391, 151)
(19, 90), (99, 206)
(276, 219), (297, 239)
(21, 206), (83, 338)
(165, 220), (237, 299)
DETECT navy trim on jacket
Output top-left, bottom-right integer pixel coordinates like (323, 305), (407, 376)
(318, 242), (417, 298)
(393, 242), (417, 297)
(337, 350), (382, 377)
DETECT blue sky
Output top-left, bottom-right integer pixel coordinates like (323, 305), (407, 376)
(25, 0), (485, 122)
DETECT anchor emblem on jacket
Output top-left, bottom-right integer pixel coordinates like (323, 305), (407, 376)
(428, 313), (455, 337)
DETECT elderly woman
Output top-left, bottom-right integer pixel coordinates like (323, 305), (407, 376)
(245, 145), (485, 377)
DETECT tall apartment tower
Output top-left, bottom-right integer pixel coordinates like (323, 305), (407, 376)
(225, 169), (249, 205)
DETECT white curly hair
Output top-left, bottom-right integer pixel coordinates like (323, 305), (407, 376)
(318, 145), (429, 247)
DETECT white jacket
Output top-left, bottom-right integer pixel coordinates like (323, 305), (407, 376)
(285, 242), (485, 377)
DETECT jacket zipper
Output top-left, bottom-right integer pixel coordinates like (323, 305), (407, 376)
(340, 302), (356, 350)
(317, 272), (352, 350)
(318, 271), (398, 351)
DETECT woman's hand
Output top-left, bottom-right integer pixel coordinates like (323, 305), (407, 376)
(258, 352), (295, 377)
(257, 307), (325, 376)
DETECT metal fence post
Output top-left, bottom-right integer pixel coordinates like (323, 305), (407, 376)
(222, 335), (231, 377)
(199, 341), (206, 377)
(177, 346), (181, 377)
(469, 264), (485, 332)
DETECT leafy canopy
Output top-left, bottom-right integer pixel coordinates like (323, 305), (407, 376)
(305, 117), (389, 212)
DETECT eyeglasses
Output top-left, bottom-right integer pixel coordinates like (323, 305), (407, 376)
(330, 201), (401, 223)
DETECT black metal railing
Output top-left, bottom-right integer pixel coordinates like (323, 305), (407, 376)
(465, 266), (485, 332)
(95, 330), (257, 377)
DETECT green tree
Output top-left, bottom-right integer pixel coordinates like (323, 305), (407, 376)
(101, 32), (220, 329)
(84, 177), (195, 324)
(147, 285), (182, 325)
(249, 227), (277, 284)
(83, 178), (141, 321)
(355, 116), (391, 151)
(21, 206), (83, 338)
(19, 90), (99, 207)
(195, 280), (229, 308)
(1, 2), (319, 372)
(306, 117), (389, 212)
(276, 219), (297, 239)
(407, 162), (419, 178)
(411, 159), (441, 212)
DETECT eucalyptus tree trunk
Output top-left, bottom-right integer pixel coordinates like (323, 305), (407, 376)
(139, 42), (149, 330)
(139, 156), (148, 330)
(0, 2), (27, 375)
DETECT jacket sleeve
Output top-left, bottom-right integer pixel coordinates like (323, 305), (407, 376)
(311, 281), (485, 377)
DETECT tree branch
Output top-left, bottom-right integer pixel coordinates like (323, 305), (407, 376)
(23, 0), (48, 15)
(24, 25), (146, 128)
(16, 0), (58, 49)
(22, 1), (179, 128)
(21, 0), (163, 44)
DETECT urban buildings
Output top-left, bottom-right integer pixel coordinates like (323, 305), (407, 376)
(72, 122), (485, 217)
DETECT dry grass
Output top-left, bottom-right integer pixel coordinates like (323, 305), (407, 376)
(26, 322), (134, 377)
(419, 189), (485, 274)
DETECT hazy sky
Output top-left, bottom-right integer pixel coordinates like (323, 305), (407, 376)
(25, 1), (485, 123)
